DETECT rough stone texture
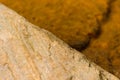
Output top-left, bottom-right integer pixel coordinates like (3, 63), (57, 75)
(0, 4), (119, 80)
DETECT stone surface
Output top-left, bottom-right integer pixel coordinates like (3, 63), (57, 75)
(0, 0), (111, 75)
(83, 0), (120, 78)
(0, 0), (109, 50)
(1, 0), (120, 78)
(0, 4), (119, 80)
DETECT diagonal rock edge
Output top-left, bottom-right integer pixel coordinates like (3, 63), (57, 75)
(0, 3), (119, 80)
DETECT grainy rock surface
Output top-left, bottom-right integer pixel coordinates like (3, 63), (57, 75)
(0, 4), (119, 80)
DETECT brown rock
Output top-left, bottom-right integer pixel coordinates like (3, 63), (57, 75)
(0, 4), (119, 80)
(0, 0), (109, 50)
(83, 0), (120, 78)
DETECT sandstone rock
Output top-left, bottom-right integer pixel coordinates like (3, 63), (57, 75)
(0, 4), (119, 80)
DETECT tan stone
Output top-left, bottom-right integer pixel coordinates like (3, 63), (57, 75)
(0, 4), (119, 80)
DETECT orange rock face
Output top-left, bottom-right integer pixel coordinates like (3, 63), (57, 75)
(0, 0), (120, 78)
(83, 0), (120, 77)
(0, 0), (109, 50)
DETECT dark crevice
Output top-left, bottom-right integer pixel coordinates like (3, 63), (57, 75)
(99, 71), (104, 80)
(72, 0), (115, 52)
(101, 0), (116, 25)
(71, 36), (91, 51)
(69, 76), (73, 80)
(99, 70), (109, 80)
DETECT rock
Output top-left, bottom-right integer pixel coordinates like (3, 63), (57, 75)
(0, 4), (119, 80)
(83, 0), (120, 78)
(1, 0), (120, 78)
(0, 0), (109, 50)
